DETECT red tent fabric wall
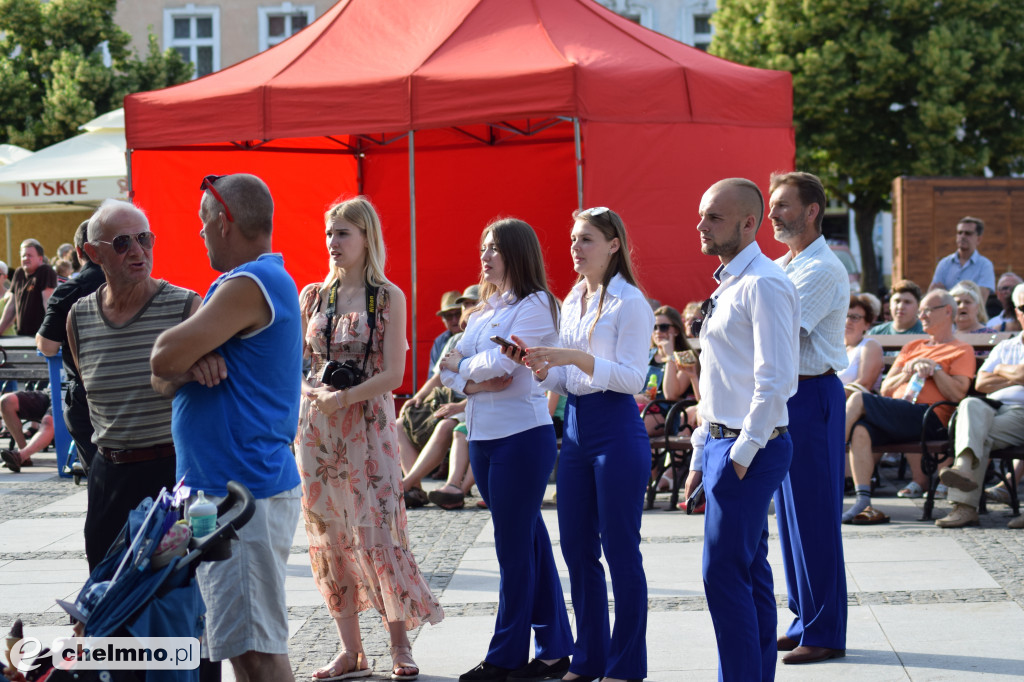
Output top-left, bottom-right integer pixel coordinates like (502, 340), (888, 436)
(125, 0), (795, 390)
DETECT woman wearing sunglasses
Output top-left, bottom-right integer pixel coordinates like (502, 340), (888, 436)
(641, 306), (695, 435)
(296, 196), (442, 682)
(438, 218), (573, 682)
(517, 207), (653, 682)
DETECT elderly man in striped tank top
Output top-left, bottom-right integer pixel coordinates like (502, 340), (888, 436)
(67, 199), (199, 570)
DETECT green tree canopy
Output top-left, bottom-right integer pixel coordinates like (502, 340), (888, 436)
(0, 0), (192, 151)
(712, 0), (1024, 293)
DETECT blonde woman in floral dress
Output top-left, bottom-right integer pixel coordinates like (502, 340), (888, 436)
(297, 196), (443, 681)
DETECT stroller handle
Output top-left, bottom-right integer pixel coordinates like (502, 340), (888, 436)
(217, 480), (257, 530)
(184, 481), (257, 563)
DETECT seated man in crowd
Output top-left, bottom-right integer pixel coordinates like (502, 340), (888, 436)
(988, 272), (1023, 332)
(869, 279), (924, 336)
(938, 283), (1024, 529)
(842, 290), (975, 523)
(0, 390), (55, 472)
(429, 290), (464, 376)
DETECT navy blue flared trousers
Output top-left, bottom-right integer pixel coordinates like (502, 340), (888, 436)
(558, 391), (649, 680)
(469, 424), (574, 669)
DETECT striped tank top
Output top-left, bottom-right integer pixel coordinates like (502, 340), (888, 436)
(72, 280), (196, 449)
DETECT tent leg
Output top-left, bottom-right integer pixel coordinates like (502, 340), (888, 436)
(126, 149), (134, 202)
(573, 117), (583, 211)
(408, 130), (418, 391)
(357, 152), (365, 195)
(4, 214), (10, 264)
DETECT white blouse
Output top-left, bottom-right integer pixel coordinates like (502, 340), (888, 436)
(539, 274), (655, 397)
(440, 290), (559, 441)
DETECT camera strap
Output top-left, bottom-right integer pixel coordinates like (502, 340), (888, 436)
(322, 281), (339, 364)
(360, 283), (379, 377)
(322, 280), (379, 376)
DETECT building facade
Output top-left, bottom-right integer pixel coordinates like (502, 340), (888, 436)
(116, 1), (335, 78)
(594, 0), (716, 48)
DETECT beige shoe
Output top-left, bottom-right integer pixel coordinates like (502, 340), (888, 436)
(1009, 515), (1024, 529)
(935, 503), (979, 528)
(939, 463), (978, 492)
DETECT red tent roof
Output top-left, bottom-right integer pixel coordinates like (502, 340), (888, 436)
(125, 0), (791, 147)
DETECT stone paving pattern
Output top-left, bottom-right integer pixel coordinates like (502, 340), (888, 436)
(3, 456), (1024, 680)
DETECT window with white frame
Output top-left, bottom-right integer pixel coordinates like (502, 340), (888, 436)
(258, 4), (315, 52)
(164, 6), (220, 79)
(692, 12), (713, 51)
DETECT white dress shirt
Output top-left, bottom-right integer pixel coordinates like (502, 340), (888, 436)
(539, 273), (655, 397)
(440, 290), (558, 441)
(775, 235), (850, 375)
(691, 241), (800, 471)
(982, 333), (1024, 405)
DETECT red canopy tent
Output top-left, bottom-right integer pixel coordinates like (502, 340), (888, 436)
(125, 0), (794, 390)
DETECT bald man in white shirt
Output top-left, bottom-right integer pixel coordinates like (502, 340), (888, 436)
(684, 178), (800, 681)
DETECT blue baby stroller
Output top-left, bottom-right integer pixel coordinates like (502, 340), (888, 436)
(7, 481), (255, 682)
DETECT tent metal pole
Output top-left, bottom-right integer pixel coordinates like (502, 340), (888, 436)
(126, 149), (133, 200)
(573, 117), (583, 211)
(409, 130), (418, 391)
(4, 214), (10, 263)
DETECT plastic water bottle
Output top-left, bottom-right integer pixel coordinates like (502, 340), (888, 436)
(903, 372), (925, 404)
(189, 491), (217, 538)
(646, 374), (659, 402)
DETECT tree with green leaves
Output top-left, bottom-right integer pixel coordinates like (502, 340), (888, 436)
(711, 0), (1024, 294)
(0, 0), (192, 151)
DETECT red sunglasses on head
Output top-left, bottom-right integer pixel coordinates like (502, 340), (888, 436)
(200, 174), (234, 222)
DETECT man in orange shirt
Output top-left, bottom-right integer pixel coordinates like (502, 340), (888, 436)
(841, 290), (975, 523)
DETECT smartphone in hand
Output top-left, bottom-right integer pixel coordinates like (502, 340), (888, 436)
(490, 335), (515, 351)
(685, 481), (705, 515)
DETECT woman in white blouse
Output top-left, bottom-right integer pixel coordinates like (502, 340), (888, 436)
(519, 207), (653, 682)
(439, 218), (573, 682)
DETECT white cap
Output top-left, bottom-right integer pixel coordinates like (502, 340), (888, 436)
(0, 261), (8, 277)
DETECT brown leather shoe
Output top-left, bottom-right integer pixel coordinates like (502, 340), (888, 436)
(935, 503), (979, 528)
(1009, 515), (1024, 529)
(782, 646), (845, 664)
(777, 635), (799, 651)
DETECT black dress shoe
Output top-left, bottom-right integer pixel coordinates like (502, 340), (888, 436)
(508, 657), (570, 681)
(461, 661), (512, 682)
(782, 646), (845, 664)
(560, 676), (599, 682)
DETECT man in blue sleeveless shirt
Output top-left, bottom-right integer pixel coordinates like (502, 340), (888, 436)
(152, 173), (302, 682)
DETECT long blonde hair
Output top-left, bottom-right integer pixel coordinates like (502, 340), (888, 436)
(574, 207), (643, 340)
(323, 196), (387, 289)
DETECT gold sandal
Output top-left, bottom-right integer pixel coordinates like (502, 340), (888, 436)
(389, 645), (419, 681)
(312, 650), (371, 681)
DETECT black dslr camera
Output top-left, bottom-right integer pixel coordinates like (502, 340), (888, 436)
(320, 359), (366, 390)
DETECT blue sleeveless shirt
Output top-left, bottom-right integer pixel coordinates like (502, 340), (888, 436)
(172, 253), (302, 498)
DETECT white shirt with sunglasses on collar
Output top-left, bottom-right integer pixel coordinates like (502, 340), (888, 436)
(690, 240), (800, 472)
(538, 273), (654, 397)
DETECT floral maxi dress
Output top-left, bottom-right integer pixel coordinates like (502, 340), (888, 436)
(295, 285), (443, 628)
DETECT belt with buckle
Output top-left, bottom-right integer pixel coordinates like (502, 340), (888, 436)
(98, 443), (175, 464)
(708, 423), (788, 440)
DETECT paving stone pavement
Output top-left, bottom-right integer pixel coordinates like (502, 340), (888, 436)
(3, 454), (1024, 680)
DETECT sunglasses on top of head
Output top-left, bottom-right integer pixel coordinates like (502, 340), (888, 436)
(94, 231), (156, 254)
(200, 174), (235, 222)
